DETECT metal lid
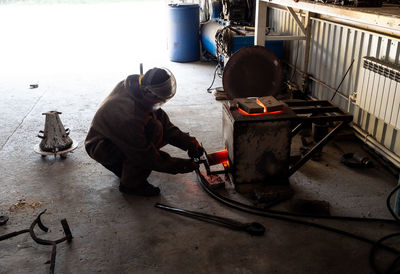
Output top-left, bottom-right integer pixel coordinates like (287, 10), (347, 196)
(223, 46), (283, 99)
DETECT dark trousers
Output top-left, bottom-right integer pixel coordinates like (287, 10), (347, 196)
(85, 137), (151, 189)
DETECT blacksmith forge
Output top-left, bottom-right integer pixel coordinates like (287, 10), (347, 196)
(211, 46), (353, 192)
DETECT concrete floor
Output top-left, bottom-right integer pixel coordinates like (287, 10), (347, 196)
(1, 2), (400, 274)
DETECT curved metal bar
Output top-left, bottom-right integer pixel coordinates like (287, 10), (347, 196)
(36, 209), (49, 232)
(29, 211), (71, 246)
(30, 215), (55, 246)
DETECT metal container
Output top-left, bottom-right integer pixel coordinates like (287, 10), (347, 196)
(222, 103), (297, 186)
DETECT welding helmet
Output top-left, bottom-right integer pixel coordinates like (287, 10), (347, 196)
(140, 67), (176, 105)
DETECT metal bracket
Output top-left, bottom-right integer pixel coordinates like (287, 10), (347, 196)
(286, 7), (307, 36)
(289, 121), (345, 176)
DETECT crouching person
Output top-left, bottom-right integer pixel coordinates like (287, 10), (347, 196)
(85, 68), (203, 196)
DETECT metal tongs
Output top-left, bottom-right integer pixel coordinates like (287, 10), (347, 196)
(155, 203), (265, 236)
(193, 148), (230, 176)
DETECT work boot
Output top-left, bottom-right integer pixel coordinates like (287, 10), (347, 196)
(119, 181), (160, 196)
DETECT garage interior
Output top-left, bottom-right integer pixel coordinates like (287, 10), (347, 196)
(1, 0), (400, 273)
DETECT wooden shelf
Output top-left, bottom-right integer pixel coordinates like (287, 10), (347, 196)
(261, 0), (400, 34)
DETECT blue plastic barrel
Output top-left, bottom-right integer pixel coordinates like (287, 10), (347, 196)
(168, 4), (200, 62)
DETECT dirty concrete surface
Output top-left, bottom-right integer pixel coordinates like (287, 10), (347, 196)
(0, 1), (399, 273)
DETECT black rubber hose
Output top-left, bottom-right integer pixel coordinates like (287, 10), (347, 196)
(195, 170), (399, 254)
(369, 232), (400, 274)
(197, 171), (396, 224)
(265, 208), (396, 224)
(368, 182), (400, 273)
(206, 64), (221, 93)
(386, 184), (400, 224)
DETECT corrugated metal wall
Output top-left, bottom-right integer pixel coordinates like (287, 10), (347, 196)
(269, 8), (400, 166)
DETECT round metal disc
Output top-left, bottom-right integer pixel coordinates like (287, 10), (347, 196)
(34, 139), (79, 156)
(223, 46), (283, 98)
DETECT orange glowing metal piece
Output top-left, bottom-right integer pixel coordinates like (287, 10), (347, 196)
(206, 149), (229, 166)
(256, 98), (267, 112)
(237, 97), (284, 116)
(237, 107), (283, 116)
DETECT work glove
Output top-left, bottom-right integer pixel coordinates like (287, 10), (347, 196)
(187, 138), (204, 159)
(170, 158), (199, 174)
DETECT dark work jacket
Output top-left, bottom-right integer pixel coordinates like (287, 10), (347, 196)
(85, 74), (195, 174)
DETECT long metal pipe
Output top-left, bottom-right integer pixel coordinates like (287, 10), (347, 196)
(286, 62), (350, 102)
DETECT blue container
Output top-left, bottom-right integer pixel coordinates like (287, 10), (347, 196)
(168, 4), (200, 62)
(201, 21), (283, 60)
(201, 21), (224, 56)
(232, 36), (283, 60)
(211, 0), (222, 19)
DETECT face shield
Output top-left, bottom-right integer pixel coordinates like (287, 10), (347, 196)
(141, 68), (176, 108)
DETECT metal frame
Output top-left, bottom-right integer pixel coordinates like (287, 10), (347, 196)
(255, 1), (309, 43)
(255, 1), (313, 79)
(284, 99), (353, 176)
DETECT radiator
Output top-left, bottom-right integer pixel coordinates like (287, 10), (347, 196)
(356, 56), (400, 130)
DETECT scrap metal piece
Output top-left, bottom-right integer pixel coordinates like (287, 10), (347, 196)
(0, 229), (29, 241)
(341, 152), (373, 168)
(199, 171), (226, 189)
(0, 209), (73, 274)
(0, 215), (9, 226)
(155, 203), (265, 236)
(223, 46), (283, 99)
